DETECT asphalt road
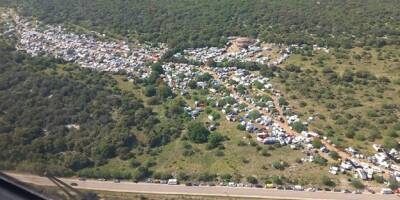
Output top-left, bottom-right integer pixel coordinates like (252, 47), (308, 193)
(4, 172), (400, 200)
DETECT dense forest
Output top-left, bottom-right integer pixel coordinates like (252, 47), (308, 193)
(0, 37), (184, 177)
(2, 0), (400, 49)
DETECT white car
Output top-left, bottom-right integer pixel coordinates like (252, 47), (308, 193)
(380, 188), (393, 194)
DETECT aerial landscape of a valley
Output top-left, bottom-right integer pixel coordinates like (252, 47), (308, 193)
(0, 1), (400, 200)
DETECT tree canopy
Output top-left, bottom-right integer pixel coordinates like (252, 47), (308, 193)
(187, 122), (210, 143)
(5, 0), (399, 49)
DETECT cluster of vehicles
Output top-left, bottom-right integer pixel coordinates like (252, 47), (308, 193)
(69, 177), (396, 195)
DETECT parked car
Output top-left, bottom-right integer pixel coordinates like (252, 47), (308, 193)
(265, 183), (275, 188)
(381, 188), (393, 194)
(285, 186), (294, 190)
(113, 179), (120, 183)
(192, 182), (200, 186)
(78, 178), (86, 181)
(200, 182), (208, 186)
(228, 182), (236, 187)
(145, 178), (153, 183)
(324, 188), (331, 191)
(208, 182), (216, 186)
(185, 182), (193, 186)
(342, 189), (351, 193)
(294, 185), (304, 191)
(306, 187), (316, 192)
(353, 190), (362, 194)
(219, 182), (227, 186)
(236, 183), (244, 187)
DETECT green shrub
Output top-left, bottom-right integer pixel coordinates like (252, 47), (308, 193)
(388, 178), (399, 190)
(321, 175), (335, 187)
(292, 122), (306, 132)
(329, 151), (340, 160)
(198, 172), (216, 182)
(354, 132), (365, 141)
(207, 132), (224, 149)
(237, 124), (245, 131)
(130, 159), (141, 168)
(350, 179), (364, 189)
(187, 122), (210, 143)
(373, 175), (384, 183)
(272, 161), (288, 170)
(312, 139), (323, 149)
(246, 176), (258, 184)
(220, 173), (232, 182)
(260, 149), (270, 157)
(313, 155), (327, 166)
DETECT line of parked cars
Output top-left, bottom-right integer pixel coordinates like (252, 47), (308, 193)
(76, 177), (397, 195)
(274, 185), (364, 194)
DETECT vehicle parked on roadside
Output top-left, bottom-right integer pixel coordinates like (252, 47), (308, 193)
(167, 179), (178, 185)
(306, 187), (316, 192)
(185, 182), (192, 186)
(294, 185), (304, 191)
(285, 186), (294, 190)
(353, 190), (362, 194)
(192, 182), (200, 186)
(208, 182), (216, 186)
(381, 188), (393, 194)
(342, 189), (351, 193)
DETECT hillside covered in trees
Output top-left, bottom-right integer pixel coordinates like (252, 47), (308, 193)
(1, 1), (400, 190)
(0, 37), (183, 176)
(2, 0), (400, 49)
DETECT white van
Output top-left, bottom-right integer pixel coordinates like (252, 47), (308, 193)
(167, 179), (178, 185)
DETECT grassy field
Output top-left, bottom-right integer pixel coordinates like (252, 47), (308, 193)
(273, 46), (400, 155)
